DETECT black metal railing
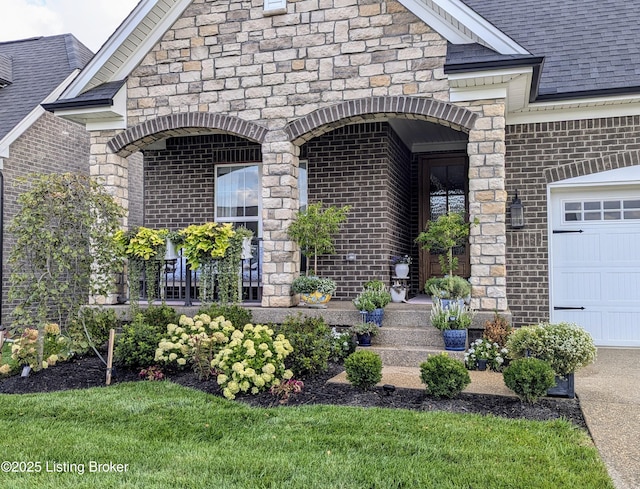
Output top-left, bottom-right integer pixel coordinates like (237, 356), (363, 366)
(136, 238), (262, 305)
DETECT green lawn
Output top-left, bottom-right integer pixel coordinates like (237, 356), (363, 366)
(0, 381), (613, 489)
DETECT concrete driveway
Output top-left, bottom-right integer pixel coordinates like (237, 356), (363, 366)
(576, 348), (640, 489)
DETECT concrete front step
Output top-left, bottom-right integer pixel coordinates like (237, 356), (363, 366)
(362, 345), (465, 368)
(375, 325), (444, 348)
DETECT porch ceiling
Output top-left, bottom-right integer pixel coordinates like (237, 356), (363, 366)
(388, 118), (468, 152)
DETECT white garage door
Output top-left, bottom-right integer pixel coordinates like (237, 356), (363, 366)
(550, 184), (640, 347)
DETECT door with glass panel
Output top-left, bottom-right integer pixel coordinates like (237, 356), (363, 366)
(418, 155), (470, 290)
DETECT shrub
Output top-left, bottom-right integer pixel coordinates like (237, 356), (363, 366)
(141, 305), (180, 329)
(197, 304), (252, 328)
(506, 322), (596, 376)
(329, 328), (356, 362)
(115, 314), (165, 369)
(483, 312), (512, 347)
(10, 324), (72, 371)
(68, 308), (120, 353)
(464, 338), (508, 371)
(503, 357), (556, 403)
(211, 323), (294, 400)
(420, 353), (470, 399)
(273, 314), (332, 378)
(344, 350), (382, 390)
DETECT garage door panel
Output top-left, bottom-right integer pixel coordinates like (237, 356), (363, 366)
(551, 185), (640, 347)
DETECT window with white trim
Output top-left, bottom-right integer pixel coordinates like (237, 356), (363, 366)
(215, 164), (261, 236)
(563, 199), (640, 222)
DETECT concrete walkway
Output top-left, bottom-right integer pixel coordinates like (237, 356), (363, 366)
(329, 347), (640, 489)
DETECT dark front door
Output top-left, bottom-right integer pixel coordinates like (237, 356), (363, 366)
(418, 154), (470, 290)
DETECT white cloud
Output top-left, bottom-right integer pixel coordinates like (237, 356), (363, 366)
(0, 0), (139, 53)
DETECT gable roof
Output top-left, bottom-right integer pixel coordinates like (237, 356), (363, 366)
(0, 35), (93, 141)
(461, 0), (640, 98)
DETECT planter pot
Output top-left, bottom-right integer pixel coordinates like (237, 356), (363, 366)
(442, 329), (467, 351)
(356, 333), (372, 347)
(394, 263), (409, 278)
(477, 359), (488, 371)
(390, 287), (406, 303)
(363, 308), (384, 327)
(300, 291), (332, 308)
(440, 298), (465, 310)
(547, 373), (575, 398)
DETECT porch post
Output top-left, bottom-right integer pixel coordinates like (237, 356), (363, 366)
(89, 130), (129, 305)
(467, 100), (508, 312)
(261, 132), (300, 307)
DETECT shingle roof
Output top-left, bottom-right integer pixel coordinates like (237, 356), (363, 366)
(461, 0), (640, 98)
(43, 79), (126, 111)
(0, 35), (93, 141)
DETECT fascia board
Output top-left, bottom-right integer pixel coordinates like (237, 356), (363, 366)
(52, 83), (128, 130)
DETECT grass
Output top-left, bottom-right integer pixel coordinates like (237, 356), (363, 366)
(0, 381), (613, 489)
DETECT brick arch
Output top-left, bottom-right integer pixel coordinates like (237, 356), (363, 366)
(544, 150), (640, 183)
(285, 96), (477, 144)
(108, 112), (269, 157)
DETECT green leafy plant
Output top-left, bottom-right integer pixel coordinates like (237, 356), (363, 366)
(114, 314), (166, 369)
(420, 353), (471, 399)
(141, 305), (181, 330)
(287, 202), (350, 275)
(211, 323), (294, 400)
(216, 227), (254, 304)
(273, 314), (332, 378)
(329, 328), (356, 362)
(506, 322), (596, 376)
(67, 307), (120, 354)
(430, 300), (473, 330)
(349, 322), (379, 336)
(10, 323), (71, 371)
(198, 303), (253, 328)
(464, 338), (508, 371)
(9, 173), (124, 344)
(503, 357), (556, 403)
(416, 211), (474, 276)
(344, 350), (382, 390)
(427, 275), (471, 300)
(291, 275), (337, 295)
(179, 222), (236, 270)
(362, 280), (392, 308)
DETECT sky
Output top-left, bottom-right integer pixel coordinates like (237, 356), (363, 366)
(0, 0), (140, 53)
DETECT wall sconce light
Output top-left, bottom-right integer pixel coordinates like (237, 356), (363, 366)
(345, 253), (357, 262)
(510, 191), (525, 229)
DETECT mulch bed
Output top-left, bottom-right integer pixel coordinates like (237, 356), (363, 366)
(0, 356), (588, 429)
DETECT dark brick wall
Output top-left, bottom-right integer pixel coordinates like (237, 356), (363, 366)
(505, 116), (640, 326)
(303, 122), (412, 299)
(128, 152), (144, 227)
(142, 134), (261, 230)
(2, 112), (90, 327)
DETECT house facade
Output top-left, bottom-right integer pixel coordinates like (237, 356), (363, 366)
(0, 35), (95, 328)
(46, 0), (640, 347)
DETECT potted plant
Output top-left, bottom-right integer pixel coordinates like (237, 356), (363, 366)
(430, 300), (473, 351)
(287, 202), (350, 304)
(391, 254), (412, 279)
(353, 280), (392, 326)
(291, 275), (337, 307)
(506, 322), (596, 398)
(464, 338), (508, 371)
(390, 280), (407, 303)
(350, 322), (379, 347)
(426, 275), (471, 308)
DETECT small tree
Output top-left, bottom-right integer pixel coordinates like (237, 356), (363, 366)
(287, 202), (350, 275)
(9, 173), (124, 367)
(415, 211), (472, 276)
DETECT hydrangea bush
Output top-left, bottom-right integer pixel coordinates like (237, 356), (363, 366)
(464, 338), (508, 371)
(10, 323), (71, 371)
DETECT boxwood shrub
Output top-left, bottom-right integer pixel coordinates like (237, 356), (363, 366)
(420, 353), (470, 399)
(344, 350), (382, 390)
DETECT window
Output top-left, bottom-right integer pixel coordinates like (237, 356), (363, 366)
(299, 160), (308, 211)
(563, 199), (640, 222)
(215, 164), (261, 236)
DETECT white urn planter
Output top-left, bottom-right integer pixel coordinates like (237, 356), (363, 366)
(394, 263), (409, 278)
(390, 283), (406, 303)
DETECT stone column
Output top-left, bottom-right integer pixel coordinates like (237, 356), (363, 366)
(89, 130), (129, 305)
(261, 132), (300, 307)
(467, 100), (508, 312)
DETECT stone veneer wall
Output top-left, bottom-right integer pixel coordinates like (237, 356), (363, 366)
(505, 116), (640, 326)
(142, 134), (262, 229)
(2, 112), (89, 326)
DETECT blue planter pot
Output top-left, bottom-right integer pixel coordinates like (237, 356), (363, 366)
(442, 329), (467, 351)
(356, 333), (372, 347)
(363, 308), (384, 327)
